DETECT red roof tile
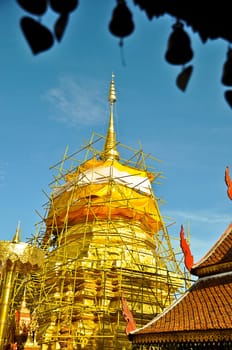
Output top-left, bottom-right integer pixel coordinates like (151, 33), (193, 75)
(130, 224), (232, 344)
(134, 273), (232, 334)
(131, 272), (232, 342)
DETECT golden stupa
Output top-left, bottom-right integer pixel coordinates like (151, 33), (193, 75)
(1, 75), (189, 350)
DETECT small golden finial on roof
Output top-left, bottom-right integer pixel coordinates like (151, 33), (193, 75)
(102, 73), (119, 161)
(12, 221), (21, 243)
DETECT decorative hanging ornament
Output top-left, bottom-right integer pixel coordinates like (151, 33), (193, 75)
(109, 0), (134, 65)
(224, 90), (232, 108)
(165, 21), (194, 65)
(49, 0), (78, 14)
(109, 0), (134, 42)
(20, 17), (54, 55)
(54, 14), (69, 42)
(221, 47), (232, 86)
(16, 0), (48, 16)
(176, 65), (193, 92)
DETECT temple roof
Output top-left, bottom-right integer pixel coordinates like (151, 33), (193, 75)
(130, 272), (232, 343)
(191, 223), (232, 277)
(130, 223), (232, 344)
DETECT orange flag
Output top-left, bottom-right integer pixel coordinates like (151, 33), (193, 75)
(121, 291), (136, 335)
(225, 166), (232, 200)
(180, 225), (194, 271)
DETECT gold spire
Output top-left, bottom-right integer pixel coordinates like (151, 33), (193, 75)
(102, 73), (119, 160)
(12, 221), (21, 243)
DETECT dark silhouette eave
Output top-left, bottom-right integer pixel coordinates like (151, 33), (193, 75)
(134, 0), (232, 43)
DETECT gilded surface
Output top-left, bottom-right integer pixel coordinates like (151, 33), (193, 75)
(35, 217), (183, 350)
(0, 241), (44, 350)
(3, 77), (188, 350)
(0, 241), (44, 272)
(33, 147), (185, 350)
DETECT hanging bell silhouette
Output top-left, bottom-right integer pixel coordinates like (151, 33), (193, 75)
(176, 65), (193, 92)
(49, 0), (78, 14)
(16, 0), (47, 16)
(54, 14), (69, 42)
(224, 90), (232, 108)
(20, 16), (54, 55)
(109, 0), (134, 39)
(165, 21), (193, 65)
(221, 48), (232, 86)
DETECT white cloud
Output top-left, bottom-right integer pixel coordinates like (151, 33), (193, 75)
(164, 209), (231, 224)
(163, 208), (232, 262)
(44, 76), (107, 126)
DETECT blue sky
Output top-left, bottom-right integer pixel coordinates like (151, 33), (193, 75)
(0, 1), (232, 263)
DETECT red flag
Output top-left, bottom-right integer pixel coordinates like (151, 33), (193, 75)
(121, 291), (136, 335)
(225, 166), (232, 200)
(180, 225), (194, 271)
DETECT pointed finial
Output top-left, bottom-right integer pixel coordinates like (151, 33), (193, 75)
(102, 73), (119, 160)
(21, 288), (27, 308)
(108, 73), (117, 104)
(12, 221), (21, 243)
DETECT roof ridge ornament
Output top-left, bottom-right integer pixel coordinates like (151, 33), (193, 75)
(101, 73), (119, 161)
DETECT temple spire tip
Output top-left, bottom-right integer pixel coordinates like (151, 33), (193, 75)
(102, 74), (119, 161)
(108, 73), (117, 104)
(12, 221), (21, 243)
